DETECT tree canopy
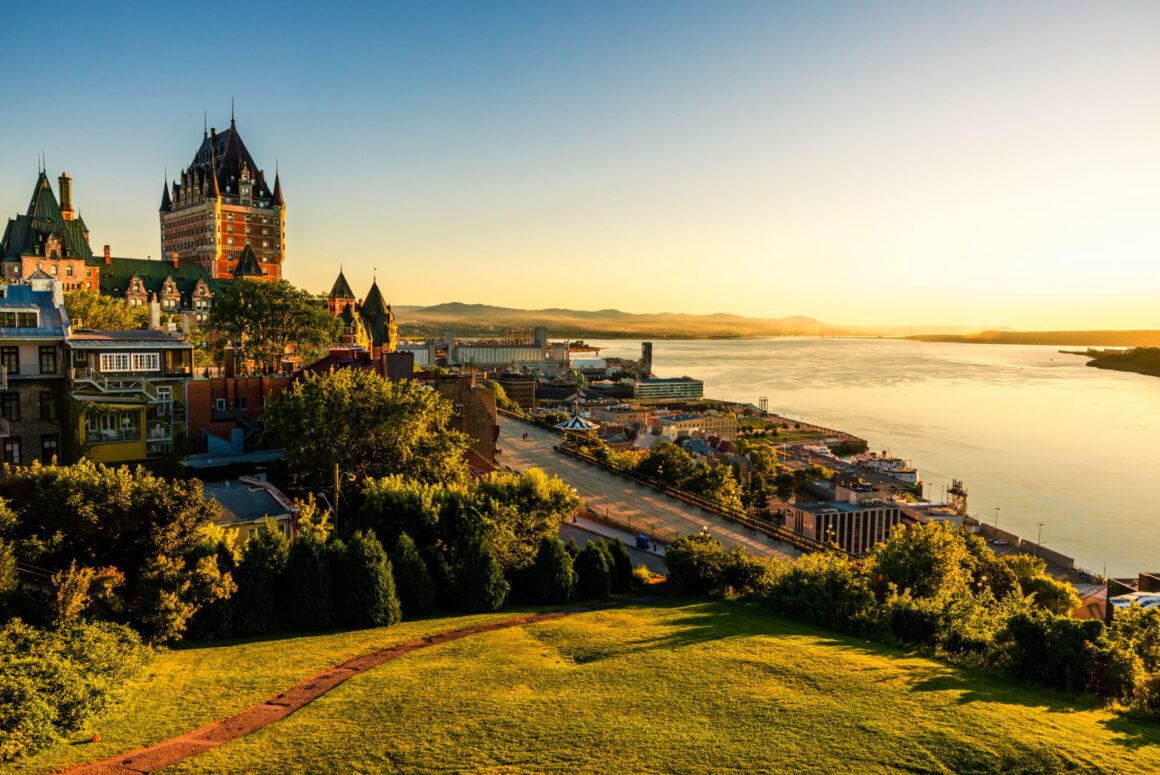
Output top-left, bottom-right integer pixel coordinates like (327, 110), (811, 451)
(64, 290), (148, 330)
(207, 279), (340, 371)
(263, 369), (472, 491)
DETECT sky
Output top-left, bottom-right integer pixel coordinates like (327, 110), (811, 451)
(0, 1), (1157, 330)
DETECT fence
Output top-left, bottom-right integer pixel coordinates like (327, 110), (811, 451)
(556, 443), (850, 558)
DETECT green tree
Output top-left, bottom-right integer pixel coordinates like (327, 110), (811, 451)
(283, 532), (332, 631)
(263, 369), (472, 491)
(457, 538), (509, 612)
(530, 536), (576, 604)
(481, 379), (519, 412)
(0, 460), (230, 642)
(338, 530), (401, 628)
(1002, 554), (1081, 615)
(607, 538), (634, 594)
(636, 442), (695, 486)
(233, 521), (290, 635)
(390, 532), (436, 618)
(665, 534), (727, 595)
(207, 279), (341, 371)
(0, 539), (16, 613)
(64, 289), (148, 330)
(574, 543), (611, 601)
(865, 522), (973, 601)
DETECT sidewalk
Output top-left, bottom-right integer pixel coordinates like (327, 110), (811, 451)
(560, 516), (668, 575)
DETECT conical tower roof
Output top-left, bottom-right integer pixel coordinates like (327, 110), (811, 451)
(361, 279), (387, 318)
(329, 269), (354, 300)
(232, 243), (264, 278)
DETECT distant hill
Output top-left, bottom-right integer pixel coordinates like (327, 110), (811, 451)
(392, 302), (837, 338)
(908, 330), (1160, 347)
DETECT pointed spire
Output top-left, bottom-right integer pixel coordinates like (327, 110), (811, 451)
(272, 163), (284, 206)
(204, 111), (208, 140)
(230, 97), (235, 128)
(160, 173), (172, 211)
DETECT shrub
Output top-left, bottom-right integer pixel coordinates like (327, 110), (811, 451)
(530, 536), (576, 604)
(457, 539), (509, 613)
(664, 534), (727, 595)
(391, 533), (436, 618)
(186, 541), (237, 641)
(338, 531), (402, 628)
(283, 533), (332, 631)
(564, 537), (581, 559)
(632, 562), (652, 587)
(607, 539), (634, 594)
(233, 522), (290, 636)
(574, 544), (611, 601)
(762, 552), (874, 632)
(0, 619), (147, 761)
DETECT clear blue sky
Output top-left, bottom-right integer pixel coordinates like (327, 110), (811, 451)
(1, 1), (1157, 328)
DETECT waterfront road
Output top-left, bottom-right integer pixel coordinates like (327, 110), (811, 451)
(497, 416), (800, 561)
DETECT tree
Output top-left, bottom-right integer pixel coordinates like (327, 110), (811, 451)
(457, 538), (509, 612)
(283, 532), (332, 631)
(606, 538), (634, 594)
(636, 442), (695, 487)
(530, 536), (576, 604)
(391, 533), (436, 618)
(233, 521), (290, 635)
(481, 379), (519, 413)
(207, 279), (340, 372)
(64, 289), (148, 330)
(263, 369), (472, 491)
(864, 523), (973, 601)
(337, 530), (401, 628)
(664, 534), (727, 595)
(1002, 554), (1081, 615)
(574, 543), (611, 601)
(0, 460), (230, 642)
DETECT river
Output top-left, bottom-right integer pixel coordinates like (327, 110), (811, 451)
(583, 337), (1160, 577)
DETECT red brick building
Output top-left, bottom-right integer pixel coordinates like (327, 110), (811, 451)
(186, 376), (291, 451)
(160, 115), (285, 281)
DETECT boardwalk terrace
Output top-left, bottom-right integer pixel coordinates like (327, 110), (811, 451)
(786, 500), (902, 556)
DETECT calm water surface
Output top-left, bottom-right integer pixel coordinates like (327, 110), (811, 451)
(586, 337), (1160, 576)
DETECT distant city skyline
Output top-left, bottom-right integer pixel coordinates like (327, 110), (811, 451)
(0, 1), (1156, 330)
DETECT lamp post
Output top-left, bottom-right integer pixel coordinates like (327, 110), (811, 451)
(993, 507), (1000, 528)
(1035, 522), (1044, 551)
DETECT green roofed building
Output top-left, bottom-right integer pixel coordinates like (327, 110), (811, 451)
(2, 171), (100, 290)
(98, 254), (221, 324)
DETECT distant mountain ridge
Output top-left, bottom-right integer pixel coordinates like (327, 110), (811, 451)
(391, 302), (836, 337)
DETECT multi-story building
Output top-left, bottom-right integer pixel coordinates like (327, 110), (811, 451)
(68, 330), (194, 462)
(786, 500), (903, 557)
(98, 251), (220, 323)
(325, 271), (398, 357)
(160, 116), (285, 281)
(656, 411), (738, 439)
(633, 376), (704, 400)
(0, 280), (70, 465)
(588, 403), (652, 428)
(1, 171), (99, 289)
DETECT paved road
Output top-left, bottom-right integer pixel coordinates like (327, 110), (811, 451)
(498, 416), (800, 561)
(560, 521), (668, 575)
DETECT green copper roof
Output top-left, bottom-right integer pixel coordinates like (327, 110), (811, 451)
(329, 270), (354, 299)
(100, 256), (221, 306)
(1, 172), (94, 262)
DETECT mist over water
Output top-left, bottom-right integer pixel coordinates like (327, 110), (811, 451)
(587, 337), (1160, 577)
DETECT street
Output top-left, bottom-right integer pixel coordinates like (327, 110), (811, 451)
(497, 416), (801, 561)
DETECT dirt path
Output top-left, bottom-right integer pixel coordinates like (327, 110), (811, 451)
(56, 595), (662, 775)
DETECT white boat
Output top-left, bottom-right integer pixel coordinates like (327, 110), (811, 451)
(852, 451), (919, 483)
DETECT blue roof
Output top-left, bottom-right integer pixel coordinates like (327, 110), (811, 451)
(0, 284), (68, 340)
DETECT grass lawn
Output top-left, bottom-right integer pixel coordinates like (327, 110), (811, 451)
(164, 599), (1160, 775)
(14, 609), (548, 775)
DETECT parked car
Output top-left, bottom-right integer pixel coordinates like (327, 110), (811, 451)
(990, 538), (1009, 546)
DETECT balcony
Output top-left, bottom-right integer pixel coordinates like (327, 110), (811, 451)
(86, 427), (141, 445)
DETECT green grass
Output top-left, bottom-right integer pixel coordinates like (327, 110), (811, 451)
(160, 600), (1160, 775)
(12, 609), (546, 775)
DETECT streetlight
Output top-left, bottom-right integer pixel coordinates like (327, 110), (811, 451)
(1035, 522), (1044, 551)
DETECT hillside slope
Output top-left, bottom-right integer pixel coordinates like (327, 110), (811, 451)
(170, 600), (1160, 775)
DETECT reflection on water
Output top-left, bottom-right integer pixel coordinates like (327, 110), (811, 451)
(585, 337), (1160, 576)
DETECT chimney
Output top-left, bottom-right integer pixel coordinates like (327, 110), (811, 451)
(172, 251), (179, 269)
(103, 245), (111, 265)
(58, 173), (74, 221)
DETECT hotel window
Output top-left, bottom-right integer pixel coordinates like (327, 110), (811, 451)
(227, 213), (233, 221)
(263, 241), (269, 248)
(228, 238), (234, 247)
(227, 226), (233, 234)
(39, 346), (57, 374)
(50, 265), (57, 275)
(1, 393), (18, 422)
(99, 353), (130, 372)
(39, 392), (55, 420)
(41, 434), (58, 462)
(1, 347), (18, 375)
(66, 265), (73, 276)
(4, 438), (21, 466)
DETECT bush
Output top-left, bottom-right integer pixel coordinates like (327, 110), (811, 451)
(574, 544), (611, 601)
(186, 541), (238, 641)
(0, 619), (147, 761)
(391, 533), (436, 618)
(457, 539), (509, 613)
(664, 534), (727, 595)
(564, 537), (581, 559)
(233, 523), (290, 636)
(632, 563), (652, 587)
(338, 531), (402, 628)
(530, 536), (576, 604)
(283, 532), (332, 631)
(607, 539), (634, 594)
(762, 553), (874, 632)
